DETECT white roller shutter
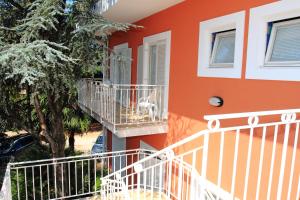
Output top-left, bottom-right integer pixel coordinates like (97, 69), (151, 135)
(156, 42), (168, 118)
(157, 43), (167, 85)
(270, 22), (300, 62)
(109, 53), (115, 83)
(119, 48), (132, 107)
(137, 45), (144, 84)
(123, 48), (132, 85)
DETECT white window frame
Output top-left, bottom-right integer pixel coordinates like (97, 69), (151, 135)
(197, 11), (245, 79)
(114, 42), (128, 50)
(142, 31), (171, 86)
(246, 1), (300, 81)
(265, 19), (300, 67)
(110, 42), (129, 83)
(210, 30), (236, 68)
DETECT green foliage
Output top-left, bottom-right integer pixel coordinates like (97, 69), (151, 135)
(9, 144), (108, 200)
(63, 106), (91, 133)
(0, 0), (132, 151)
(1, 40), (76, 85)
(15, 0), (65, 42)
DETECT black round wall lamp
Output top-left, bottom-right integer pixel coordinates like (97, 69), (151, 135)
(209, 96), (224, 107)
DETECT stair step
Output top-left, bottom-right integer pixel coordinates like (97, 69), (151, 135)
(88, 189), (169, 200)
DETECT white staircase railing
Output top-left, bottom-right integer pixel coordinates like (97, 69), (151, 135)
(6, 108), (300, 199)
(101, 108), (300, 200)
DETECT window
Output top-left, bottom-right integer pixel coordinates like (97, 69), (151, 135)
(210, 30), (236, 68)
(198, 11), (245, 78)
(265, 19), (300, 66)
(246, 1), (300, 81)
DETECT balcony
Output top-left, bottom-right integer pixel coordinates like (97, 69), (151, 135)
(94, 0), (184, 23)
(77, 79), (168, 137)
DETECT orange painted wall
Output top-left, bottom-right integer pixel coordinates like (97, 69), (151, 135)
(108, 0), (300, 198)
(109, 0), (300, 149)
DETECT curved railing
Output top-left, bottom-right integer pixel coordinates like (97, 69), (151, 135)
(6, 108), (300, 199)
(101, 108), (300, 200)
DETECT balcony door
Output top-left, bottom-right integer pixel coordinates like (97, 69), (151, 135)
(110, 43), (132, 107)
(137, 34), (170, 119)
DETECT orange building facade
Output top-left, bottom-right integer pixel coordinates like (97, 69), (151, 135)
(108, 0), (300, 151)
(102, 0), (300, 199)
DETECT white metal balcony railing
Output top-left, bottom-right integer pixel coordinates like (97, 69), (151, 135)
(78, 79), (167, 133)
(5, 149), (155, 200)
(2, 108), (300, 199)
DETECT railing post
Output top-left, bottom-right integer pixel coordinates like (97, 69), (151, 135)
(277, 114), (293, 199)
(113, 85), (117, 132)
(201, 133), (209, 179)
(200, 133), (209, 199)
(0, 164), (12, 200)
(190, 170), (201, 200)
(166, 150), (174, 198)
(90, 80), (93, 116)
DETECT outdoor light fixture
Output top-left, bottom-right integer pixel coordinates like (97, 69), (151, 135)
(209, 96), (224, 107)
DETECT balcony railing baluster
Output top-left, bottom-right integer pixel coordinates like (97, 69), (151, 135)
(77, 79), (167, 133)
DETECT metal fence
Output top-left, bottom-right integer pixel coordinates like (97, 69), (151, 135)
(8, 149), (155, 200)
(6, 108), (300, 200)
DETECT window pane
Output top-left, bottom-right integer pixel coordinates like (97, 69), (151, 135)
(270, 22), (300, 62)
(213, 33), (235, 64)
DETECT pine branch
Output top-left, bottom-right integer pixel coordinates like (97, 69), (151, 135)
(4, 0), (25, 12)
(15, 0), (65, 42)
(0, 40), (77, 85)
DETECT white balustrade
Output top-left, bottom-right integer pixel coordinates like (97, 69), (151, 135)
(78, 79), (167, 132)
(6, 108), (300, 199)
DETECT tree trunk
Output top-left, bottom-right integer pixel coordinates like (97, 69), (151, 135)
(51, 113), (65, 158)
(48, 98), (66, 197)
(69, 132), (75, 153)
(33, 93), (67, 197)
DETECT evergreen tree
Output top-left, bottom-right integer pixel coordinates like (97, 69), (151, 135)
(0, 0), (131, 158)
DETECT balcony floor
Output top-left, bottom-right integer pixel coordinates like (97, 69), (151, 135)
(79, 102), (168, 138)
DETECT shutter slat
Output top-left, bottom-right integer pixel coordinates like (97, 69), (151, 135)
(271, 23), (300, 62)
(156, 43), (167, 118)
(137, 45), (144, 84)
(157, 43), (166, 85)
(214, 32), (235, 64)
(109, 53), (116, 83)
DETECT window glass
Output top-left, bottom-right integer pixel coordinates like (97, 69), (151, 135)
(270, 22), (300, 62)
(210, 30), (236, 66)
(214, 35), (235, 63)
